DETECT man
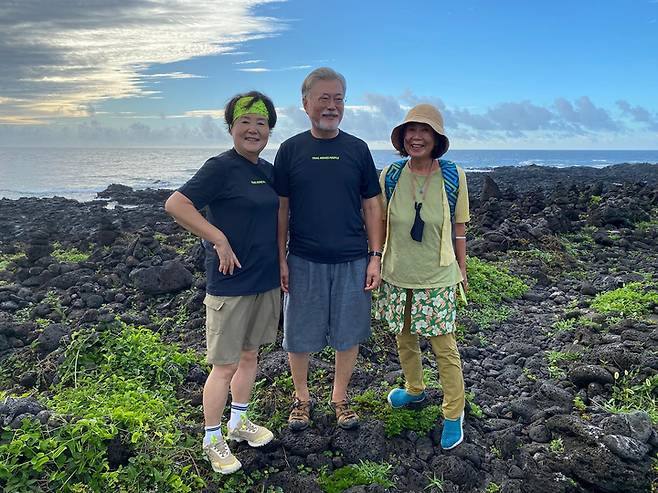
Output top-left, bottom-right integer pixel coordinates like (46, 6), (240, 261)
(274, 67), (383, 431)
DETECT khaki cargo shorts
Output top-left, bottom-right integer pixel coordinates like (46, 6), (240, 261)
(204, 287), (281, 365)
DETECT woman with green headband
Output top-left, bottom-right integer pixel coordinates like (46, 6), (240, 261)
(165, 91), (279, 475)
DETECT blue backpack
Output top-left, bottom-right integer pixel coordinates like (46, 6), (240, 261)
(383, 158), (460, 219)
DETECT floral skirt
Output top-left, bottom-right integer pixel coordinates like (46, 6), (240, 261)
(376, 281), (457, 337)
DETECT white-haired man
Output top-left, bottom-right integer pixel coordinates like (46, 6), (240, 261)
(274, 67), (383, 431)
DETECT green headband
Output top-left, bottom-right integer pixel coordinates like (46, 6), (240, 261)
(232, 96), (269, 123)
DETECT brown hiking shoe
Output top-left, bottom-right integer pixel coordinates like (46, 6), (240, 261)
(288, 396), (312, 431)
(331, 399), (359, 429)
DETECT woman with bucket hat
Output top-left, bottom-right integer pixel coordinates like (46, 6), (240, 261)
(376, 103), (470, 449)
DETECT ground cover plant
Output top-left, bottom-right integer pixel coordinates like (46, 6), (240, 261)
(591, 281), (658, 319)
(318, 460), (393, 493)
(0, 251), (26, 271)
(51, 242), (90, 263)
(0, 322), (205, 492)
(459, 256), (529, 328)
(353, 389), (442, 437)
(601, 371), (658, 424)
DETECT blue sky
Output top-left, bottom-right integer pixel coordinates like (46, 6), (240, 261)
(1, 0), (657, 149)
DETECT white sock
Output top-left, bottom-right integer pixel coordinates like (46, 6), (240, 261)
(203, 424), (222, 446)
(228, 401), (249, 430)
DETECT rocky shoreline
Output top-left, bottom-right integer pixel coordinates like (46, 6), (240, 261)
(1, 162), (657, 492)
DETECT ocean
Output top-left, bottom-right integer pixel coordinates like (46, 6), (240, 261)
(1, 147), (657, 202)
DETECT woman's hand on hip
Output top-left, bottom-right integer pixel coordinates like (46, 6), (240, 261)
(213, 238), (241, 275)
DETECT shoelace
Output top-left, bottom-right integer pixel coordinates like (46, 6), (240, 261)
(209, 439), (230, 459)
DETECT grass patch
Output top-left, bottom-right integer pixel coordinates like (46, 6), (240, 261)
(318, 460), (393, 493)
(591, 282), (658, 319)
(51, 242), (90, 263)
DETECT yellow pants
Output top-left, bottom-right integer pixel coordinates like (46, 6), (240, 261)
(396, 289), (465, 420)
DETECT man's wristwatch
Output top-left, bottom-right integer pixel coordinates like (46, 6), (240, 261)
(368, 250), (383, 258)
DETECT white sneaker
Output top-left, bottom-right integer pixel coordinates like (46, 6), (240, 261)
(203, 435), (241, 474)
(227, 416), (274, 447)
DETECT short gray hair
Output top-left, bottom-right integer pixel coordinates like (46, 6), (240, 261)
(301, 67), (346, 102)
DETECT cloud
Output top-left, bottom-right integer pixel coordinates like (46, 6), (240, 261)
(235, 60), (264, 64)
(0, 0), (286, 122)
(237, 68), (272, 72)
(236, 65), (312, 72)
(553, 96), (619, 131)
(1, 93), (650, 147)
(616, 100), (658, 131)
(138, 72), (206, 79)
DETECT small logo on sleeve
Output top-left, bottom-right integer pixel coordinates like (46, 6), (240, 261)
(251, 180), (267, 185)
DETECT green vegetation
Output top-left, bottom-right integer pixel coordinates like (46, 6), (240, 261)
(560, 227), (596, 260)
(573, 395), (587, 412)
(52, 242), (90, 263)
(318, 460), (393, 493)
(522, 368), (538, 382)
(353, 389), (442, 437)
(423, 367), (442, 390)
(460, 256), (528, 329)
(591, 282), (658, 319)
(213, 469), (282, 493)
(0, 251), (26, 271)
(154, 231), (199, 256)
(507, 248), (557, 266)
(546, 350), (580, 380)
(589, 195), (602, 206)
(464, 257), (529, 306)
(465, 391), (484, 419)
(550, 316), (599, 335)
(486, 483), (502, 493)
(425, 472), (444, 492)
(602, 370), (658, 423)
(550, 437), (565, 454)
(247, 378), (293, 433)
(0, 322), (205, 492)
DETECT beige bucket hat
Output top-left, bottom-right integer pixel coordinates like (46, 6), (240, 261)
(390, 103), (449, 157)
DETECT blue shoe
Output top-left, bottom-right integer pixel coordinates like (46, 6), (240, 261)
(441, 412), (464, 450)
(387, 388), (426, 409)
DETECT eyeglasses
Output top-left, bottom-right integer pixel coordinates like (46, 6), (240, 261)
(317, 95), (345, 105)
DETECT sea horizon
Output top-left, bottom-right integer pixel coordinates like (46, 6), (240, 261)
(1, 147), (657, 202)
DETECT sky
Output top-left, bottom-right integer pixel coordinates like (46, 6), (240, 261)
(1, 0), (657, 149)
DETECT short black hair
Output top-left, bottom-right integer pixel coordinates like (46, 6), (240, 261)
(224, 91), (277, 132)
(396, 123), (448, 160)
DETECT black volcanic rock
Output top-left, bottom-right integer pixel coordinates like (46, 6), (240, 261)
(129, 260), (193, 294)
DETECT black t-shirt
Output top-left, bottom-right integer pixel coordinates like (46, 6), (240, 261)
(178, 148), (279, 296)
(273, 130), (381, 264)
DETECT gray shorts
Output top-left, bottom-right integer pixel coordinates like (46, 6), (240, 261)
(283, 254), (372, 353)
